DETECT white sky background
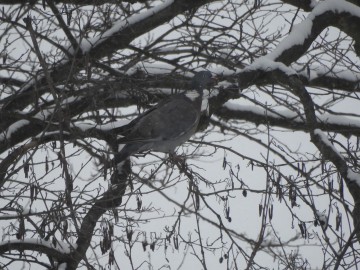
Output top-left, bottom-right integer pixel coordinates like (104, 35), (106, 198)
(1, 0), (360, 269)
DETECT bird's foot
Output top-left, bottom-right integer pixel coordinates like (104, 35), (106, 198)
(168, 153), (187, 172)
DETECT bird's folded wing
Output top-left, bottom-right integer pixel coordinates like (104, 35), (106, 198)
(118, 96), (199, 143)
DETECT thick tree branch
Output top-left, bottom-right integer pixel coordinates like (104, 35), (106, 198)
(67, 160), (130, 270)
(237, 66), (360, 95)
(216, 104), (360, 138)
(266, 1), (360, 65)
(0, 76), (24, 87)
(0, 239), (70, 261)
(281, 0), (314, 12)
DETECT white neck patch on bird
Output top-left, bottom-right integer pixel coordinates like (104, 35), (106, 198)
(185, 90), (200, 101)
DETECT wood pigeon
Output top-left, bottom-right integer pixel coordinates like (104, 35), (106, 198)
(112, 71), (213, 178)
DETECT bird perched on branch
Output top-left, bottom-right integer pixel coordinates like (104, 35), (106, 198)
(111, 71), (214, 183)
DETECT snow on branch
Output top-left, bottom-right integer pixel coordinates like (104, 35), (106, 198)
(263, 0), (360, 65)
(312, 129), (360, 187)
(294, 64), (360, 92)
(314, 129), (343, 159)
(0, 238), (76, 261)
(71, 120), (131, 132)
(0, 120), (30, 142)
(223, 102), (299, 120)
(69, 0), (175, 55)
(245, 57), (297, 76)
(223, 101), (360, 128)
(222, 101), (360, 135)
(297, 64), (360, 83)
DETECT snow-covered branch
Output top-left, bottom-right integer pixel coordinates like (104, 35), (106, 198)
(217, 102), (360, 137)
(0, 239), (73, 261)
(267, 0), (360, 64)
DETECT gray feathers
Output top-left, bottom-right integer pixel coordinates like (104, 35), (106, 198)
(114, 71), (213, 164)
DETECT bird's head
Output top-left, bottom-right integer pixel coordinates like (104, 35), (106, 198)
(191, 70), (214, 90)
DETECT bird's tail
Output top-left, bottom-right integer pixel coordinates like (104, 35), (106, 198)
(111, 144), (137, 185)
(111, 158), (131, 186)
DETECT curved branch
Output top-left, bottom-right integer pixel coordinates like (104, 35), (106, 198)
(271, 1), (360, 64)
(67, 160), (130, 270)
(0, 239), (71, 261)
(0, 76), (24, 87)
